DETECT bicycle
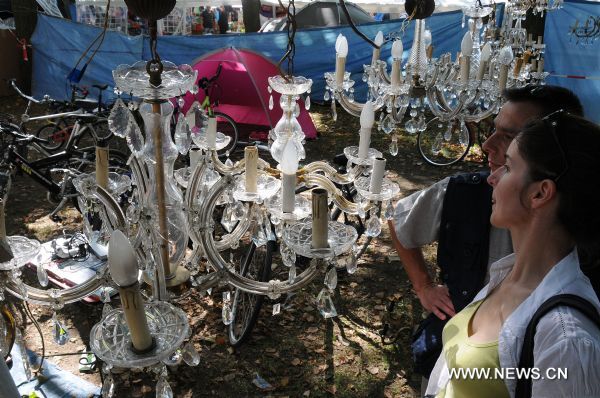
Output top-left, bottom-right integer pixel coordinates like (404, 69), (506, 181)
(173, 63), (239, 157)
(416, 116), (493, 167)
(9, 79), (113, 153)
(0, 120), (128, 219)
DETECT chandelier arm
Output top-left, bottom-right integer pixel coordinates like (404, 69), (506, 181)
(337, 93), (385, 117)
(426, 87), (465, 121)
(210, 150), (269, 175)
(389, 103), (409, 124)
(94, 186), (127, 229)
(300, 173), (374, 215)
(462, 104), (499, 122)
(375, 62), (391, 84)
(130, 156), (149, 197)
(300, 161), (363, 185)
(4, 270), (108, 306)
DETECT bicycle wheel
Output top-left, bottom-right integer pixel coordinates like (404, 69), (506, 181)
(213, 111), (238, 156)
(228, 238), (274, 347)
(417, 118), (471, 167)
(74, 120), (114, 149)
(36, 122), (71, 152)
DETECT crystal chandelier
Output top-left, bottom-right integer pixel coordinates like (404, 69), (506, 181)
(325, 0), (552, 160)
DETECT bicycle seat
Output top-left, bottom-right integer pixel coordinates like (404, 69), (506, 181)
(92, 84), (109, 91)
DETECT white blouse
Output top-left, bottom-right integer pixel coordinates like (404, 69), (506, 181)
(425, 250), (600, 398)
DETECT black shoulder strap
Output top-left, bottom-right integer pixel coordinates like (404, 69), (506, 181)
(515, 294), (600, 398)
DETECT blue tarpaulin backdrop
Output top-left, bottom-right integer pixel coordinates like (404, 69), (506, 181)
(544, 0), (600, 122)
(30, 8), (502, 105)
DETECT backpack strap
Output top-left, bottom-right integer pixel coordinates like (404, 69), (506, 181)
(515, 294), (600, 398)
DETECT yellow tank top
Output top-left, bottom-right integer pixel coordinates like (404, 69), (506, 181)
(436, 300), (510, 398)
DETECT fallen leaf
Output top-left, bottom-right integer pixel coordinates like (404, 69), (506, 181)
(280, 377), (289, 387)
(325, 385), (337, 395)
(224, 373), (236, 381)
(307, 326), (319, 333)
(215, 336), (227, 345)
(303, 391), (311, 397)
(291, 358), (302, 366)
(368, 366), (379, 375)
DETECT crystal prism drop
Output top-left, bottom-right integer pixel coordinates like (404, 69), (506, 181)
(331, 101), (337, 121)
(382, 114), (394, 134)
(15, 329), (32, 381)
(305, 95), (311, 110)
(346, 251), (358, 274)
(459, 122), (470, 146)
(324, 90), (330, 101)
(100, 287), (111, 303)
(288, 264), (297, 283)
(405, 119), (418, 135)
(220, 204), (237, 233)
(316, 288), (337, 318)
(225, 157), (234, 168)
(162, 349), (182, 366)
(37, 262), (49, 287)
(174, 115), (192, 155)
(444, 126), (452, 141)
(432, 133), (443, 154)
(385, 200), (395, 220)
(389, 137), (399, 156)
(108, 98), (130, 138)
(252, 224), (268, 247)
(101, 374), (116, 398)
(102, 303), (113, 318)
(269, 95), (274, 110)
(182, 342), (200, 366)
(324, 267), (338, 290)
(272, 303), (281, 315)
(177, 97), (185, 108)
(156, 377), (174, 398)
(222, 302), (233, 325)
(232, 201), (246, 220)
(53, 313), (70, 345)
(126, 118), (144, 157)
(280, 244), (296, 267)
(365, 215), (382, 237)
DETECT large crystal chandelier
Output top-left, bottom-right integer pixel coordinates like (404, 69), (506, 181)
(325, 0), (553, 160)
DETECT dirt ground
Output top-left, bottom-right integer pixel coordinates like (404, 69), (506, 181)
(2, 95), (485, 397)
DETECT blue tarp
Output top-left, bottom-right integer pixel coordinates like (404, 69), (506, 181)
(544, 0), (600, 123)
(31, 8), (503, 105)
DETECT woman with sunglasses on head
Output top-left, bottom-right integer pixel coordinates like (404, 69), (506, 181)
(425, 112), (600, 398)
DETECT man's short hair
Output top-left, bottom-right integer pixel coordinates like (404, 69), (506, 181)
(503, 85), (584, 118)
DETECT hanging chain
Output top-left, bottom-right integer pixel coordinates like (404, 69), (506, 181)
(277, 0), (297, 79)
(146, 19), (164, 87)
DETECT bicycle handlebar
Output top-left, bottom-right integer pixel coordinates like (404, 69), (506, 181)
(0, 122), (49, 144)
(9, 79), (43, 104)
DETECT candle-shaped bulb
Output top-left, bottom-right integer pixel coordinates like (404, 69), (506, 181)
(391, 40), (403, 60)
(360, 101), (375, 129)
(336, 34), (348, 57)
(374, 31), (384, 47)
(461, 32), (473, 56)
(281, 139), (299, 174)
(109, 230), (138, 286)
(498, 46), (514, 66)
(481, 42), (492, 62)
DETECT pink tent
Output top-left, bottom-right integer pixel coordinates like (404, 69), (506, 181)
(181, 47), (317, 139)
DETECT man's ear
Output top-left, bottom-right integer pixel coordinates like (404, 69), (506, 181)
(530, 179), (557, 209)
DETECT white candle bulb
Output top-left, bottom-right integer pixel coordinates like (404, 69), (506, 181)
(391, 40), (403, 60)
(391, 40), (403, 87)
(108, 230), (138, 287)
(461, 32), (473, 56)
(358, 101), (375, 159)
(481, 42), (492, 62)
(280, 140), (299, 213)
(335, 34), (348, 86)
(498, 46), (514, 66)
(369, 157), (387, 194)
(372, 31), (384, 65)
(477, 42), (492, 80)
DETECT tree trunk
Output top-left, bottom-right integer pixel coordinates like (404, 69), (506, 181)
(242, 0), (261, 33)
